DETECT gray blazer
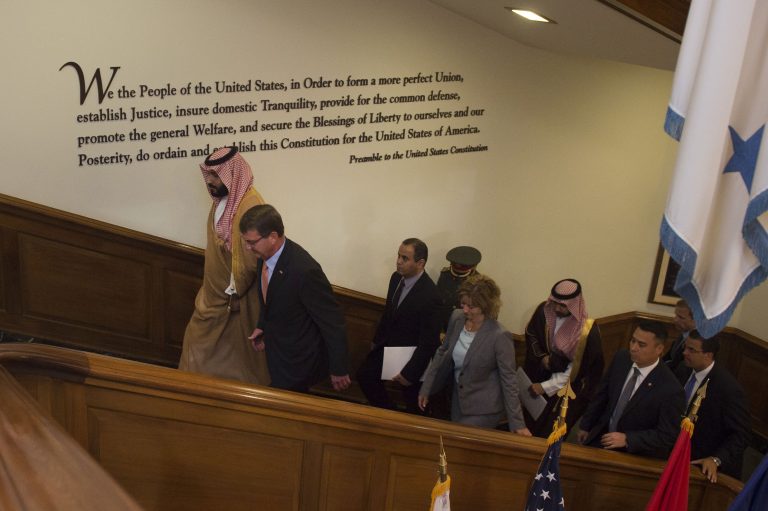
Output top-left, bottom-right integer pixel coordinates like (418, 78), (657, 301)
(420, 309), (525, 430)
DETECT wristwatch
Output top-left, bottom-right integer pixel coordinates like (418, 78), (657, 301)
(712, 457), (722, 467)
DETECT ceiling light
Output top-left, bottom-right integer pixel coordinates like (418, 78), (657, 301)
(506, 7), (556, 24)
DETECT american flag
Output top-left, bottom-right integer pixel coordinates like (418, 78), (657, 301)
(524, 439), (565, 511)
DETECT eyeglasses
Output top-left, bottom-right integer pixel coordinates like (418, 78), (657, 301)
(244, 235), (265, 248)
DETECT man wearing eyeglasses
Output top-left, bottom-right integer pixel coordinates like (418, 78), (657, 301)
(239, 203), (350, 394)
(179, 146), (269, 385)
(676, 331), (750, 482)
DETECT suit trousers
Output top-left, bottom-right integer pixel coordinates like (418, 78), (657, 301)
(357, 347), (422, 414)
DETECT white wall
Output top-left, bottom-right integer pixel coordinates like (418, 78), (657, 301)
(1, 0), (764, 337)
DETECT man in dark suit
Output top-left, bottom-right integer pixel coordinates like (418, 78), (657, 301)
(676, 331), (750, 482)
(662, 299), (696, 372)
(577, 320), (685, 458)
(357, 238), (442, 413)
(239, 204), (350, 393)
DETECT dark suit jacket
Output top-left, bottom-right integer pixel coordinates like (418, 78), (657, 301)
(675, 362), (750, 479)
(580, 350), (685, 458)
(257, 238), (348, 391)
(372, 271), (442, 384)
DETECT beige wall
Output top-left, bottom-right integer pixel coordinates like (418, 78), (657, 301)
(1, 0), (764, 339)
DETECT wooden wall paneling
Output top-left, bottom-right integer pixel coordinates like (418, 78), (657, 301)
(435, 458), (531, 510)
(589, 483), (656, 511)
(586, 455), (665, 510)
(730, 346), (768, 441)
(714, 328), (768, 443)
(317, 445), (375, 511)
(367, 449), (395, 511)
(594, 312), (637, 369)
(0, 224), (21, 316)
(0, 344), (743, 511)
(300, 440), (324, 511)
(149, 264), (165, 353)
(87, 405), (305, 511)
(18, 233), (152, 338)
(334, 287), (385, 376)
(0, 194), (205, 365)
(0, 228), (5, 314)
(559, 478), (583, 511)
(512, 333), (525, 370)
(697, 482), (744, 511)
(162, 268), (203, 352)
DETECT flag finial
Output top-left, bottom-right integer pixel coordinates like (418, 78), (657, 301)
(547, 379), (576, 446)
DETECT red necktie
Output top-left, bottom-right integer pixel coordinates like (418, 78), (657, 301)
(261, 263), (269, 302)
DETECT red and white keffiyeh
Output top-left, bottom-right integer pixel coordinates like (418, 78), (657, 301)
(543, 278), (588, 359)
(199, 146), (254, 250)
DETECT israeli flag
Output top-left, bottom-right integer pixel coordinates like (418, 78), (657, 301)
(662, 0), (768, 337)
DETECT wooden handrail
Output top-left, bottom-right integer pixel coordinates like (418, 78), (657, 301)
(0, 364), (143, 510)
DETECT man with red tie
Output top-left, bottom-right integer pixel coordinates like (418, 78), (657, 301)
(239, 203), (350, 393)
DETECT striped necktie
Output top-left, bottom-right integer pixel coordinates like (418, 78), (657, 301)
(684, 372), (698, 403)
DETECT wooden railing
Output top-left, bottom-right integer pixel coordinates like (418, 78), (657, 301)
(2, 191), (767, 444)
(0, 362), (143, 510)
(0, 343), (742, 511)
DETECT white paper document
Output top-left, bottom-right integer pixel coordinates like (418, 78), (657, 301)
(382, 346), (424, 381)
(516, 367), (548, 420)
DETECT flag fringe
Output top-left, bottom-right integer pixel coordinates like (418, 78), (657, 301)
(660, 216), (768, 337)
(744, 188), (768, 267)
(429, 475), (450, 504)
(664, 106), (685, 141)
(546, 421), (567, 446)
(680, 417), (695, 437)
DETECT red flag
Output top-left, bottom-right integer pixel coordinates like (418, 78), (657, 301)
(645, 419), (693, 511)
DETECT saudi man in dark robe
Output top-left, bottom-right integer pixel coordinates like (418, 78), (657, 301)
(522, 278), (603, 437)
(178, 146), (269, 385)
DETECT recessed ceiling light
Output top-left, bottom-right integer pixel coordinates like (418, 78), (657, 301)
(505, 7), (556, 24)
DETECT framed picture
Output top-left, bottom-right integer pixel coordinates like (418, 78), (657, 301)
(648, 244), (681, 306)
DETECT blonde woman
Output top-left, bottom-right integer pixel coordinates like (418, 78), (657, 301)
(419, 275), (531, 435)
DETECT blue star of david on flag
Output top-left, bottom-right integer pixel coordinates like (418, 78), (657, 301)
(724, 125), (765, 192)
(525, 439), (565, 511)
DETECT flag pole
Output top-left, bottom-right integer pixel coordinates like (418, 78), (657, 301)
(429, 436), (451, 511)
(438, 436), (448, 483)
(683, 379), (708, 432)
